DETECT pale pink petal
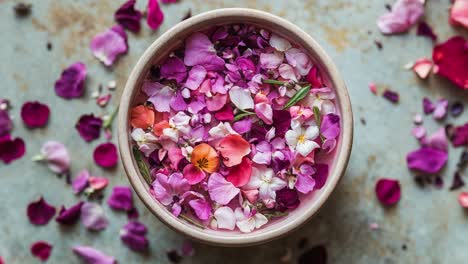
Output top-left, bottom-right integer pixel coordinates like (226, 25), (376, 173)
(72, 246), (116, 264)
(295, 174), (316, 194)
(285, 48), (313, 76)
(214, 206), (236, 230)
(259, 51), (284, 69)
(90, 26), (128, 66)
(450, 0), (468, 28)
(80, 202), (108, 231)
(206, 94), (227, 112)
(255, 102), (273, 125)
(270, 34), (292, 51)
(278, 64), (298, 81)
(377, 0), (424, 34)
(412, 58), (433, 79)
(185, 65), (207, 90)
(207, 173), (240, 205)
(229, 86), (254, 110)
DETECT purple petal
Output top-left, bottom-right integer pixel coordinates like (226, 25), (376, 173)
(423, 97), (435, 114)
(31, 241), (53, 261)
(56, 201), (84, 225)
(160, 57), (187, 83)
(375, 178), (401, 206)
(107, 186), (133, 211)
(188, 198), (212, 221)
(72, 246), (116, 264)
(147, 0), (164, 30)
(185, 65), (207, 90)
(0, 135), (26, 164)
(450, 102), (464, 117)
(114, 0), (142, 33)
(72, 170), (90, 194)
(54, 62), (87, 99)
(170, 90), (188, 111)
(27, 196), (56, 225)
(320, 114), (340, 139)
(232, 118), (252, 134)
(184, 32), (225, 71)
(120, 221), (149, 251)
(20, 101), (50, 128)
(295, 173), (316, 194)
(272, 110), (291, 137)
(312, 164), (329, 189)
(452, 123), (468, 147)
(75, 114), (103, 142)
(417, 21), (437, 41)
(39, 141), (70, 174)
(433, 99), (448, 120)
(0, 110), (12, 137)
(450, 172), (465, 191)
(80, 202), (108, 231)
(276, 188), (300, 211)
(90, 26), (128, 66)
(93, 143), (118, 168)
(382, 89), (399, 103)
(377, 0), (424, 35)
(406, 147), (448, 174)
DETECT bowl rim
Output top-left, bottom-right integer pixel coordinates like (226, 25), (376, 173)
(118, 7), (353, 247)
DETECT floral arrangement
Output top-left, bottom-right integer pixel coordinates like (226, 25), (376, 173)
(129, 24), (341, 233)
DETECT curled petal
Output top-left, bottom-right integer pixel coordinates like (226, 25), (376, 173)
(114, 0), (142, 32)
(80, 202), (108, 231)
(56, 201), (84, 225)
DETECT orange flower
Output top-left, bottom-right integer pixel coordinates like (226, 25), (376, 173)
(190, 143), (219, 173)
(130, 105), (155, 129)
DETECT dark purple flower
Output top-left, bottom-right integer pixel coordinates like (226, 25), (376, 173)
(417, 21), (437, 41)
(382, 89), (399, 103)
(450, 102), (464, 117)
(0, 135), (26, 164)
(423, 97), (435, 114)
(115, 0), (142, 33)
(120, 221), (149, 251)
(406, 147), (448, 174)
(272, 110), (291, 137)
(56, 201), (84, 225)
(452, 123), (468, 147)
(72, 246), (116, 264)
(276, 188), (300, 211)
(107, 186), (133, 211)
(20, 101), (50, 128)
(0, 110), (13, 137)
(450, 172), (465, 191)
(320, 114), (340, 139)
(54, 62), (87, 99)
(93, 142), (118, 168)
(298, 245), (327, 264)
(31, 241), (52, 261)
(27, 196), (56, 225)
(312, 164), (329, 189)
(75, 114), (103, 142)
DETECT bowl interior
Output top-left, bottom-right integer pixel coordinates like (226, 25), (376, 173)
(118, 8), (353, 246)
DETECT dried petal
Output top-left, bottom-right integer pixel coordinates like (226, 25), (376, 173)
(56, 201), (84, 225)
(107, 186), (133, 211)
(115, 0), (142, 33)
(382, 89), (399, 103)
(93, 142), (118, 168)
(21, 101), (50, 128)
(120, 221), (149, 251)
(27, 196), (56, 225)
(54, 62), (87, 99)
(375, 178), (401, 206)
(75, 114), (103, 142)
(412, 58), (432, 79)
(0, 135), (26, 164)
(416, 21), (437, 41)
(31, 241), (52, 261)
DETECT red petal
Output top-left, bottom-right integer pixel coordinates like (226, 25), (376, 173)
(226, 157), (252, 187)
(432, 36), (468, 90)
(217, 134), (251, 167)
(31, 241), (53, 261)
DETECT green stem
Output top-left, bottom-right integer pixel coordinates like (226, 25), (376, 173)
(132, 146), (152, 185)
(262, 79), (287, 86)
(103, 106), (119, 130)
(313, 106), (326, 142)
(282, 85), (311, 109)
(32, 154), (45, 162)
(234, 111), (255, 121)
(180, 214), (205, 229)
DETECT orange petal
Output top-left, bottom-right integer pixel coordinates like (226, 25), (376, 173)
(217, 134), (251, 167)
(130, 105), (155, 129)
(153, 120), (170, 136)
(191, 143), (219, 173)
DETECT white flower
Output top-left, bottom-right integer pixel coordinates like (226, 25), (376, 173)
(234, 206), (268, 233)
(163, 111), (191, 142)
(208, 122), (238, 139)
(131, 128), (159, 157)
(285, 125), (320, 156)
(244, 165), (286, 204)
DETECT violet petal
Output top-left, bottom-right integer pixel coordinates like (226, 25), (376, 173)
(114, 0), (142, 33)
(72, 246), (116, 264)
(56, 201), (84, 225)
(452, 123), (468, 147)
(120, 220), (149, 251)
(450, 102), (464, 117)
(312, 164), (329, 189)
(406, 147), (448, 174)
(276, 188), (300, 211)
(423, 97), (435, 114)
(107, 186), (133, 211)
(75, 114), (103, 142)
(147, 0), (164, 30)
(382, 89), (399, 103)
(72, 170), (90, 194)
(90, 26), (128, 66)
(27, 196), (56, 225)
(54, 62), (87, 99)
(417, 21), (437, 41)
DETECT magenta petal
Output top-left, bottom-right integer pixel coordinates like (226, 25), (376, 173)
(21, 101), (50, 128)
(73, 246), (116, 264)
(31, 241), (52, 261)
(54, 62), (87, 99)
(75, 114), (103, 142)
(71, 170), (89, 193)
(320, 113), (340, 139)
(161, 57), (187, 83)
(90, 26), (128, 66)
(185, 65), (207, 90)
(184, 32), (225, 71)
(272, 110), (291, 137)
(80, 202), (108, 231)
(312, 164), (328, 189)
(120, 221), (149, 251)
(406, 147), (448, 174)
(188, 198), (211, 220)
(114, 0), (142, 33)
(147, 0), (164, 30)
(93, 143), (118, 168)
(183, 164), (206, 185)
(295, 173), (316, 194)
(375, 178), (401, 206)
(422, 97), (435, 114)
(214, 104), (234, 121)
(0, 110), (12, 137)
(56, 201), (84, 225)
(275, 188), (300, 211)
(170, 90), (188, 111)
(27, 196), (56, 225)
(232, 118), (252, 134)
(0, 135), (26, 164)
(107, 186), (133, 211)
(452, 123), (468, 147)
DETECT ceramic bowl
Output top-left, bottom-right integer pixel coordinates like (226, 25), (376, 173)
(118, 8), (353, 247)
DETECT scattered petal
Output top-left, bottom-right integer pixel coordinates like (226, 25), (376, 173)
(72, 170), (90, 194)
(452, 123), (468, 147)
(406, 147), (448, 174)
(423, 97), (435, 114)
(90, 26), (128, 66)
(107, 186), (133, 211)
(458, 192), (468, 208)
(72, 246), (116, 264)
(375, 178), (401, 206)
(416, 21), (437, 41)
(75, 114), (103, 142)
(450, 0), (468, 29)
(27, 196), (56, 225)
(377, 0), (424, 34)
(54, 62), (87, 99)
(412, 58), (432, 79)
(120, 221), (149, 251)
(432, 36), (468, 90)
(450, 102), (464, 117)
(114, 0), (142, 33)
(433, 99), (448, 120)
(31, 241), (52, 261)
(0, 135), (26, 164)
(56, 201), (84, 225)
(80, 202), (108, 231)
(147, 0), (164, 30)
(382, 89), (399, 103)
(93, 142), (118, 168)
(21, 101), (50, 128)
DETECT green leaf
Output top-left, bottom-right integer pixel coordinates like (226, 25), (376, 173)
(282, 85), (311, 109)
(263, 211), (289, 220)
(262, 79), (287, 85)
(313, 106), (321, 127)
(103, 106), (119, 130)
(234, 111), (255, 121)
(132, 146), (152, 185)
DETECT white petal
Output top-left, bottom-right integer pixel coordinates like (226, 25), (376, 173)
(321, 100), (336, 114)
(279, 64), (298, 81)
(285, 130), (298, 147)
(131, 128), (145, 142)
(296, 140), (320, 156)
(214, 207), (236, 230)
(163, 128), (179, 142)
(304, 125), (319, 140)
(270, 34), (292, 52)
(254, 213), (268, 229)
(270, 177), (287, 191)
(236, 218), (256, 233)
(229, 86), (254, 110)
(265, 127), (276, 142)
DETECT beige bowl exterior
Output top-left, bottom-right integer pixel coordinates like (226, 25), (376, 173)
(118, 8), (353, 247)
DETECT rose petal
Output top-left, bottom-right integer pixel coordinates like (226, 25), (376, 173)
(114, 0), (142, 33)
(36, 141), (70, 174)
(27, 196), (56, 225)
(0, 110), (12, 137)
(183, 32), (225, 71)
(93, 142), (118, 168)
(107, 186), (133, 211)
(143, 82), (173, 112)
(229, 86), (254, 110)
(255, 103), (273, 125)
(75, 114), (102, 142)
(20, 101), (50, 128)
(423, 97), (435, 114)
(432, 36), (468, 90)
(31, 241), (52, 261)
(160, 57), (187, 83)
(377, 0), (424, 34)
(232, 118), (252, 134)
(421, 127), (448, 152)
(207, 173), (240, 205)
(182, 164), (206, 185)
(88, 176), (109, 191)
(450, 0), (468, 29)
(72, 170), (90, 194)
(147, 0), (164, 30)
(276, 188), (300, 211)
(54, 62), (87, 99)
(217, 134), (251, 167)
(270, 34), (292, 52)
(185, 65), (207, 90)
(56, 201), (84, 225)
(295, 173), (316, 194)
(272, 110), (292, 137)
(90, 26), (128, 66)
(72, 246), (116, 264)
(375, 178), (401, 206)
(188, 198), (212, 220)
(214, 206), (236, 230)
(131, 105), (155, 129)
(226, 157), (253, 187)
(80, 202), (108, 231)
(406, 147), (448, 174)
(0, 135), (25, 164)
(312, 164), (328, 189)
(120, 221), (149, 251)
(320, 113), (340, 139)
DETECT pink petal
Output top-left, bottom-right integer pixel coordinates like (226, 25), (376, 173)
(88, 176), (109, 191)
(207, 173), (240, 205)
(188, 198), (212, 220)
(120, 221), (149, 251)
(214, 206), (236, 230)
(242, 189), (259, 204)
(90, 26), (128, 66)
(458, 192), (468, 208)
(185, 65), (207, 90)
(168, 147), (184, 170)
(406, 147), (448, 174)
(433, 99), (448, 120)
(312, 164), (329, 189)
(377, 0), (424, 34)
(72, 170), (90, 194)
(320, 113), (340, 139)
(75, 114), (103, 142)
(31, 241), (52, 261)
(226, 157), (253, 187)
(452, 123), (468, 147)
(411, 126), (426, 140)
(27, 196), (56, 225)
(182, 164), (206, 185)
(93, 142), (118, 168)
(56, 201), (84, 225)
(255, 102), (273, 125)
(39, 141), (70, 174)
(278, 64), (298, 81)
(183, 32), (225, 71)
(375, 178), (401, 206)
(295, 173), (316, 194)
(217, 134), (251, 167)
(107, 186), (133, 211)
(450, 0), (468, 29)
(54, 62), (87, 99)
(160, 57), (187, 83)
(147, 0), (164, 30)
(80, 202), (108, 231)
(143, 82), (173, 112)
(368, 82), (377, 95)
(20, 101), (50, 128)
(214, 104), (234, 121)
(206, 94), (227, 112)
(432, 36), (468, 90)
(0, 135), (25, 164)
(412, 58), (433, 79)
(259, 52), (283, 69)
(72, 246), (116, 264)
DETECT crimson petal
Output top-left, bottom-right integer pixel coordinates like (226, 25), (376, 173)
(21, 101), (50, 128)
(375, 178), (401, 206)
(93, 142), (118, 168)
(31, 241), (52, 261)
(56, 201), (84, 225)
(27, 196), (56, 225)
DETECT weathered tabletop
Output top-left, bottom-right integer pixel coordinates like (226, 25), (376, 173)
(1, 0), (468, 263)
